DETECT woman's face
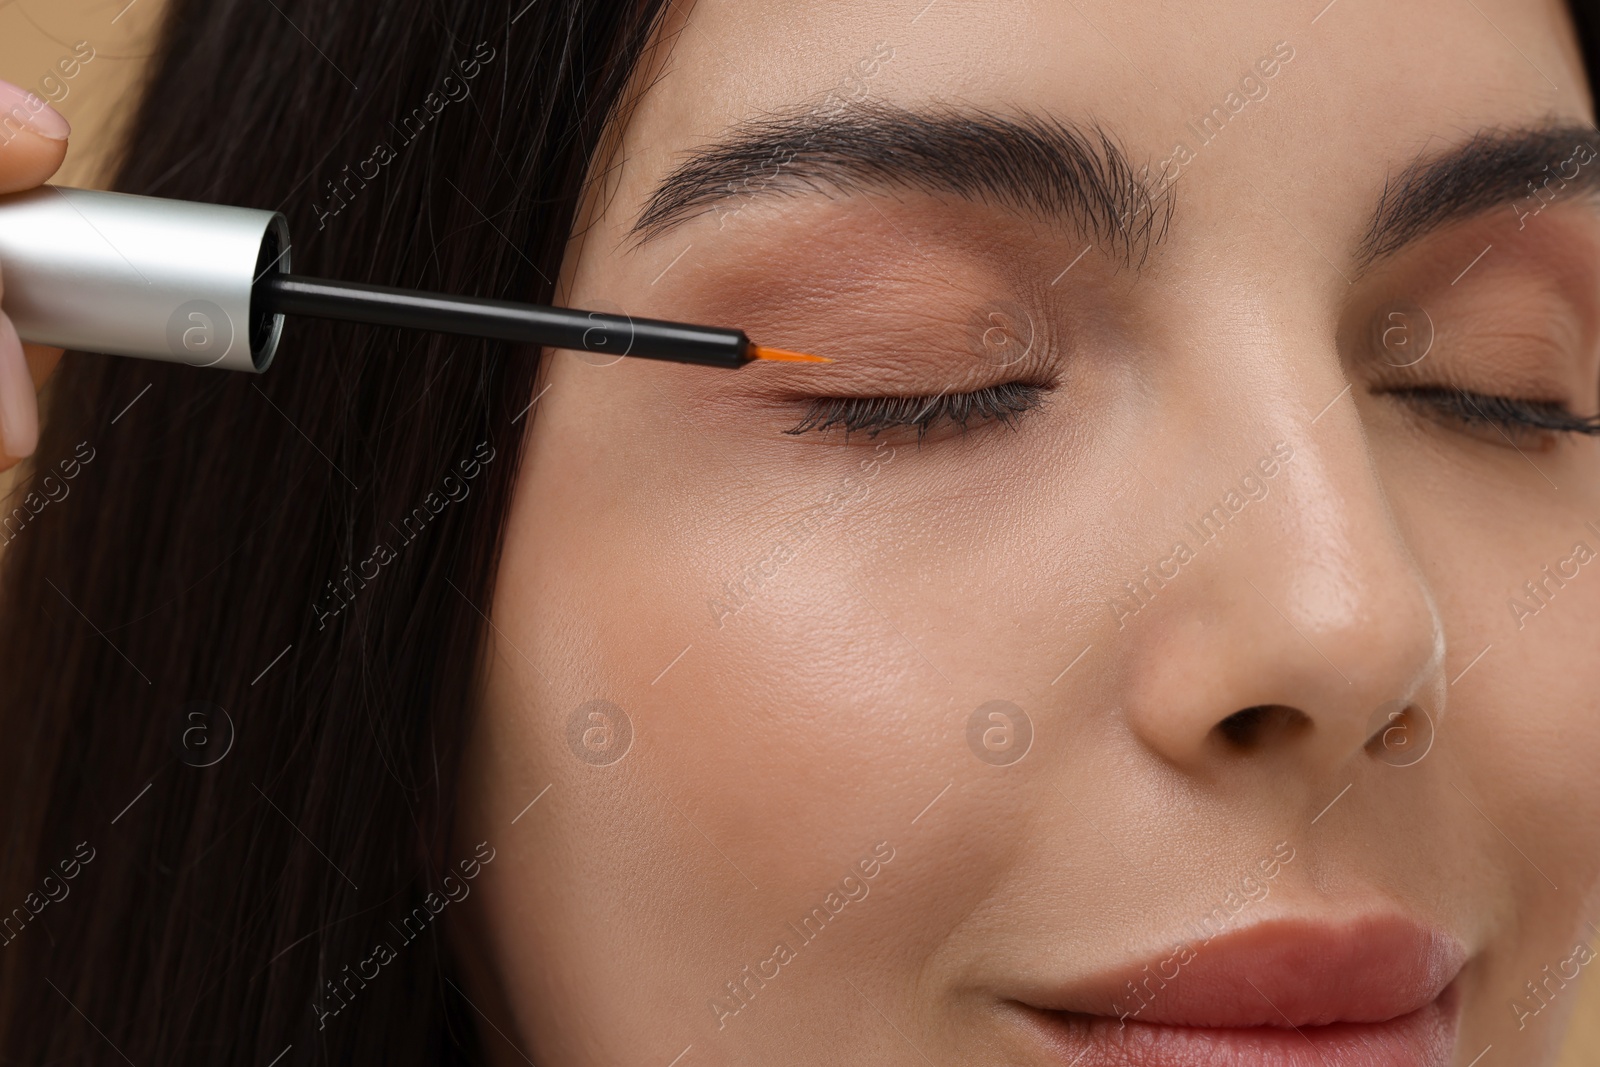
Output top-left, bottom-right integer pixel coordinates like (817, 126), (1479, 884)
(453, 0), (1600, 1063)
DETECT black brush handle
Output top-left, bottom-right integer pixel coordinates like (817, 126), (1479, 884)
(256, 274), (750, 368)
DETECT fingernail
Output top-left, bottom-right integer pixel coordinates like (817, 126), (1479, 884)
(0, 78), (70, 141)
(0, 312), (40, 459)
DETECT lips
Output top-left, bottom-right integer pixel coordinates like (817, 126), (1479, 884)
(1011, 916), (1467, 1067)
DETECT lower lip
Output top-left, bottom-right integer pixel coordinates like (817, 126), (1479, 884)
(1020, 983), (1460, 1067)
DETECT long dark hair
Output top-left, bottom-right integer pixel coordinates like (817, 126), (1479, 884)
(0, 0), (667, 1062)
(1574, 0), (1600, 89)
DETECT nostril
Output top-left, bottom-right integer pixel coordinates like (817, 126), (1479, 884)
(1215, 704), (1312, 749)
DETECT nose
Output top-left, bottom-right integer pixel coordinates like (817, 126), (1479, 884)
(1111, 382), (1446, 778)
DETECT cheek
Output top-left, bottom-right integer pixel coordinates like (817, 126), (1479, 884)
(483, 374), (1032, 854)
(1377, 437), (1600, 949)
(1472, 567), (1600, 885)
(461, 361), (1136, 1046)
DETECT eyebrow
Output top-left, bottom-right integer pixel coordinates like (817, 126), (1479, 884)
(630, 102), (1174, 268)
(1358, 123), (1600, 270)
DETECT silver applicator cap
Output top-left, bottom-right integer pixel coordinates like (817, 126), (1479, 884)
(0, 186), (290, 373)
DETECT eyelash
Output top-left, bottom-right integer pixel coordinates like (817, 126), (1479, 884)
(784, 381), (1049, 440)
(781, 380), (1600, 447)
(1388, 386), (1600, 442)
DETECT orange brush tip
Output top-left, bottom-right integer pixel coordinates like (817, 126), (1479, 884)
(749, 344), (834, 364)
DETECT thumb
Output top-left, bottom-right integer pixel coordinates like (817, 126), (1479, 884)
(0, 79), (69, 469)
(0, 78), (70, 193)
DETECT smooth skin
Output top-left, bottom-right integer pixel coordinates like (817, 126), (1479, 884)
(451, 0), (1600, 1065)
(0, 85), (68, 470)
(0, 0), (1594, 1060)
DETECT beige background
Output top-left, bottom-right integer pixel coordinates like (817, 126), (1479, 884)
(0, 0), (160, 188)
(1, 0), (1598, 1057)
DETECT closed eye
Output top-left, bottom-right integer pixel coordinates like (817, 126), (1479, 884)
(1383, 385), (1600, 446)
(784, 381), (1051, 441)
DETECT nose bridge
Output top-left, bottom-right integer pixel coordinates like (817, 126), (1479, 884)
(1112, 312), (1446, 774)
(1242, 415), (1444, 704)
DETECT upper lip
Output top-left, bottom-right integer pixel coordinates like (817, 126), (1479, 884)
(1014, 915), (1467, 1028)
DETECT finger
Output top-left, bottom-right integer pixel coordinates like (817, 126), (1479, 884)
(0, 310), (40, 468)
(2, 255), (67, 394)
(0, 79), (70, 194)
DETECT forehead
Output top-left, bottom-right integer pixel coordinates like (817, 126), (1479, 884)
(596, 0), (1589, 251)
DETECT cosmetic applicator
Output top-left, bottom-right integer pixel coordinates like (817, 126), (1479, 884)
(0, 186), (829, 373)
